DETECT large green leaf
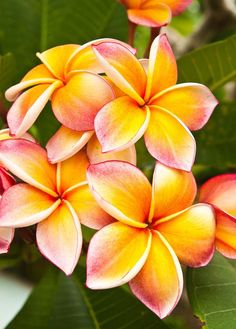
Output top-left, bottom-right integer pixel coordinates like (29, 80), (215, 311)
(7, 267), (170, 329)
(187, 253), (236, 329)
(177, 34), (236, 90)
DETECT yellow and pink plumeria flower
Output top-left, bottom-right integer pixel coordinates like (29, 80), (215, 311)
(0, 139), (136, 274)
(86, 160), (215, 318)
(5, 39), (134, 138)
(199, 174), (236, 259)
(120, 0), (192, 27)
(92, 34), (218, 171)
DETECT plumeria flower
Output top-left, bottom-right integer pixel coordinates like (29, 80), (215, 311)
(119, 0), (192, 27)
(199, 174), (236, 259)
(92, 34), (218, 171)
(0, 139), (135, 274)
(5, 39), (134, 137)
(86, 161), (216, 318)
(0, 128), (35, 254)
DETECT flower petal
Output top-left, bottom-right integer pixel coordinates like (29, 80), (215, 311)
(95, 96), (150, 153)
(215, 210), (236, 259)
(144, 106), (196, 171)
(86, 222), (152, 289)
(0, 139), (57, 196)
(150, 162), (196, 220)
(0, 184), (60, 227)
(37, 201), (82, 275)
(0, 128), (35, 143)
(36, 44), (79, 80)
(87, 135), (136, 165)
(127, 3), (171, 28)
(52, 71), (114, 131)
(87, 161), (151, 228)
(145, 34), (177, 100)
(0, 167), (15, 194)
(0, 228), (14, 254)
(199, 174), (236, 216)
(155, 204), (215, 267)
(161, 0), (192, 16)
(58, 149), (89, 194)
(65, 185), (114, 230)
(119, 0), (142, 8)
(7, 82), (62, 137)
(92, 42), (146, 105)
(46, 126), (93, 163)
(129, 231), (183, 319)
(5, 64), (57, 102)
(151, 83), (218, 130)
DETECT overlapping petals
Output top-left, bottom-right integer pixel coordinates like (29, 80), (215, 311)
(93, 34), (218, 171)
(86, 161), (215, 317)
(199, 174), (236, 258)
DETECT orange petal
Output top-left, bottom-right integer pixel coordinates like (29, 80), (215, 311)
(144, 106), (196, 171)
(199, 174), (236, 216)
(150, 162), (196, 220)
(92, 42), (146, 105)
(87, 135), (136, 165)
(86, 222), (152, 289)
(119, 0), (142, 8)
(130, 231), (183, 319)
(46, 125), (93, 163)
(95, 96), (150, 153)
(161, 0), (192, 16)
(0, 227), (14, 254)
(65, 184), (114, 230)
(215, 210), (236, 259)
(58, 149), (89, 194)
(127, 3), (171, 28)
(151, 83), (218, 130)
(0, 139), (57, 196)
(5, 64), (56, 102)
(37, 201), (82, 275)
(52, 72), (114, 131)
(145, 34), (177, 100)
(7, 82), (62, 137)
(36, 44), (79, 80)
(87, 161), (151, 228)
(155, 204), (215, 267)
(0, 184), (60, 227)
(0, 167), (15, 193)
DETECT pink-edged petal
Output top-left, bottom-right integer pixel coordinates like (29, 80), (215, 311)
(36, 44), (79, 80)
(144, 106), (196, 171)
(0, 227), (14, 254)
(149, 162), (196, 220)
(151, 83), (218, 130)
(0, 167), (15, 194)
(162, 0), (192, 15)
(87, 135), (136, 165)
(5, 64), (57, 102)
(92, 42), (146, 105)
(127, 2), (171, 28)
(215, 209), (236, 259)
(130, 230), (183, 319)
(87, 161), (151, 228)
(145, 34), (177, 100)
(52, 71), (114, 131)
(0, 128), (35, 144)
(46, 125), (93, 163)
(154, 204), (215, 267)
(199, 174), (236, 216)
(86, 222), (152, 289)
(37, 200), (82, 275)
(65, 185), (114, 230)
(0, 139), (57, 196)
(7, 82), (62, 137)
(95, 96), (150, 153)
(0, 184), (60, 227)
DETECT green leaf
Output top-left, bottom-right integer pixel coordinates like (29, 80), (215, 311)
(0, 52), (15, 91)
(7, 267), (170, 329)
(178, 34), (236, 90)
(187, 253), (236, 329)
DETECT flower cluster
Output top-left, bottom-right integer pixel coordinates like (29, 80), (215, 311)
(0, 8), (234, 318)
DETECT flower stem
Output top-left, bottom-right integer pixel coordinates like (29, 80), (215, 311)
(128, 21), (137, 47)
(144, 27), (161, 58)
